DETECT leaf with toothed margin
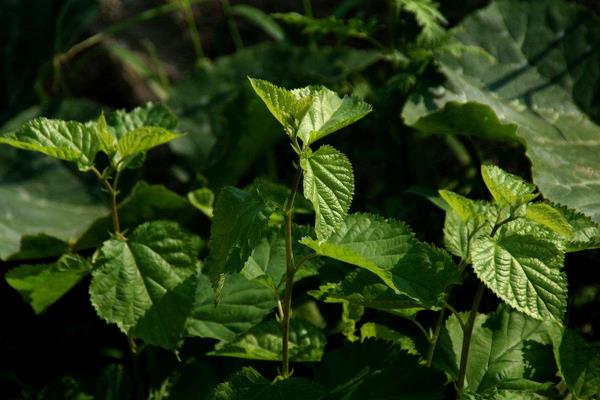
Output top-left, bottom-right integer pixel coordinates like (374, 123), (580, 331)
(301, 213), (460, 308)
(481, 165), (537, 208)
(301, 145), (354, 240)
(204, 186), (273, 280)
(0, 118), (100, 171)
(89, 221), (201, 349)
(435, 306), (558, 395)
(185, 273), (276, 342)
(209, 318), (326, 362)
(210, 367), (325, 400)
(470, 222), (567, 322)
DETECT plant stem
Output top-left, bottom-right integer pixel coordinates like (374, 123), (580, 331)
(221, 0), (243, 50)
(457, 281), (485, 392)
(426, 307), (446, 367)
(92, 167), (143, 397)
(280, 164), (303, 378)
(303, 0), (313, 18)
(179, 0), (206, 63)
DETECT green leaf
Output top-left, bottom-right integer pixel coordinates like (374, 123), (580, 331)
(107, 102), (177, 138)
(205, 186), (273, 279)
(97, 112), (116, 155)
(402, 0), (600, 223)
(526, 203), (573, 238)
(89, 221), (201, 349)
(396, 0), (447, 44)
(0, 118), (100, 170)
(273, 12), (375, 43)
(230, 5), (285, 42)
(211, 367), (325, 400)
(302, 213), (460, 308)
(360, 323), (418, 355)
(436, 307), (558, 395)
(240, 224), (317, 290)
(248, 77), (313, 136)
(318, 340), (446, 399)
(114, 126), (183, 168)
(442, 201), (493, 261)
(295, 87), (371, 145)
(187, 187), (215, 218)
(301, 145), (354, 240)
(551, 202), (600, 252)
(309, 269), (421, 315)
(210, 318), (326, 362)
(470, 223), (567, 321)
(0, 148), (107, 261)
(439, 189), (479, 223)
(185, 273), (276, 342)
(6, 254), (92, 314)
(553, 329), (600, 399)
(481, 165), (537, 208)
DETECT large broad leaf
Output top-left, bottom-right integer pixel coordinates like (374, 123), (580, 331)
(318, 340), (446, 400)
(209, 318), (326, 362)
(553, 329), (600, 399)
(211, 367), (325, 400)
(402, 0), (600, 222)
(5, 254), (92, 314)
(0, 118), (100, 171)
(470, 222), (567, 322)
(301, 145), (354, 240)
(436, 307), (558, 395)
(168, 44), (379, 185)
(185, 273), (275, 342)
(302, 213), (460, 308)
(0, 148), (107, 261)
(89, 221), (201, 349)
(204, 186), (272, 279)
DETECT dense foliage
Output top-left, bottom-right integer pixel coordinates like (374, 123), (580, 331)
(2, 0), (600, 399)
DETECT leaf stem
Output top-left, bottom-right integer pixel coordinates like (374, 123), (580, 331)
(280, 162), (303, 378)
(457, 281), (485, 393)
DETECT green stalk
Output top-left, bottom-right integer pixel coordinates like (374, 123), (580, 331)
(91, 167), (143, 399)
(457, 281), (485, 392)
(280, 163), (303, 378)
(178, 0), (206, 63)
(426, 307), (446, 367)
(221, 0), (243, 50)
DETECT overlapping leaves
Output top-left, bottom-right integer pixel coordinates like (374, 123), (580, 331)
(435, 307), (558, 396)
(0, 103), (183, 172)
(302, 213), (460, 308)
